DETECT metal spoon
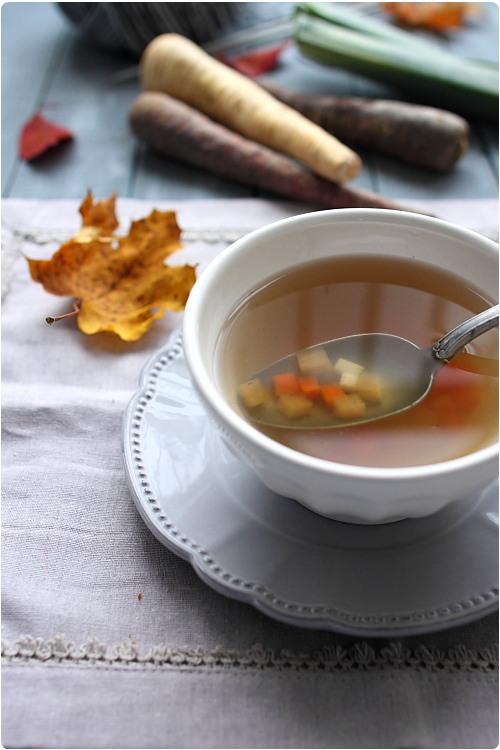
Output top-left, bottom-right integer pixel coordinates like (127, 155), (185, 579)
(244, 304), (499, 430)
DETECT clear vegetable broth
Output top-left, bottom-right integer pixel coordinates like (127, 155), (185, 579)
(216, 255), (498, 468)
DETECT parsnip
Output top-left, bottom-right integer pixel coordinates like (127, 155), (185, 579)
(140, 33), (361, 183)
(130, 93), (410, 211)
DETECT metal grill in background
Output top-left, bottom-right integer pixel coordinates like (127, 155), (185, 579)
(57, 2), (294, 56)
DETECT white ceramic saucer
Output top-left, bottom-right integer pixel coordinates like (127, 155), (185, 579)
(123, 331), (499, 637)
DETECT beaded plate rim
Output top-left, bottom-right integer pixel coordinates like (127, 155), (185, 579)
(122, 332), (498, 637)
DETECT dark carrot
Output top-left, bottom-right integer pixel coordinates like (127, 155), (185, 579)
(273, 373), (300, 396)
(261, 82), (469, 172)
(129, 92), (415, 211)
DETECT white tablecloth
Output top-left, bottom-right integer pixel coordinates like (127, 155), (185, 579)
(2, 198), (498, 749)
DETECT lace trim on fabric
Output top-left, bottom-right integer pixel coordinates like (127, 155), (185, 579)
(1, 225), (250, 298)
(2, 636), (498, 673)
(3, 223), (499, 248)
(3, 224), (251, 246)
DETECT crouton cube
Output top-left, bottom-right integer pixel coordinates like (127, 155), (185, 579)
(333, 394), (367, 420)
(238, 379), (271, 409)
(297, 347), (334, 375)
(333, 357), (364, 376)
(278, 394), (314, 419)
(339, 371), (360, 393)
(357, 373), (382, 404)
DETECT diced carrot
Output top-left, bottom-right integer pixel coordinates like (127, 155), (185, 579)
(298, 376), (321, 399)
(321, 383), (344, 408)
(273, 372), (300, 396)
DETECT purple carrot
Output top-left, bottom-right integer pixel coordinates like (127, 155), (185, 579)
(130, 92), (415, 211)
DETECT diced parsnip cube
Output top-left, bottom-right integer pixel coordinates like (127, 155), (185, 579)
(297, 347), (334, 375)
(333, 394), (366, 420)
(333, 357), (364, 376)
(278, 394), (314, 419)
(238, 379), (271, 409)
(339, 371), (360, 393)
(357, 373), (382, 404)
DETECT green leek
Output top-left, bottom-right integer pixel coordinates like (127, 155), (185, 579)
(294, 6), (498, 121)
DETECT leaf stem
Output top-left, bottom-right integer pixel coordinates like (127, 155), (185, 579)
(46, 299), (81, 326)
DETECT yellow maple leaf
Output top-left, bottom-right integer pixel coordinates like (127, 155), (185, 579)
(79, 191), (118, 234)
(27, 192), (196, 342)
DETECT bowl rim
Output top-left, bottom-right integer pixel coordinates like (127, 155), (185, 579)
(183, 208), (499, 481)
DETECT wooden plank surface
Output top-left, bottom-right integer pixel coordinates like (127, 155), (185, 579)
(132, 144), (255, 200)
(2, 2), (498, 202)
(5, 20), (139, 198)
(1, 2), (70, 194)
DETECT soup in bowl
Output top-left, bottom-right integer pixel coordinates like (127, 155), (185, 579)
(183, 209), (498, 523)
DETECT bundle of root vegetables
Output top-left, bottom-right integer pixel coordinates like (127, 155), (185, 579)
(130, 32), (471, 211)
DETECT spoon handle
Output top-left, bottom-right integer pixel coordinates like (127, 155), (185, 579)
(433, 304), (499, 362)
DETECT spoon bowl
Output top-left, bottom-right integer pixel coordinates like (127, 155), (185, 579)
(245, 333), (438, 430)
(242, 305), (499, 430)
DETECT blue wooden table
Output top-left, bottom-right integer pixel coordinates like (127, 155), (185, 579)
(2, 2), (498, 202)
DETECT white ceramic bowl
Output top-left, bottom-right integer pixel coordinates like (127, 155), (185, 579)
(183, 209), (498, 523)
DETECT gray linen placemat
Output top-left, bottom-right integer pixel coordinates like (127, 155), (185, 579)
(2, 199), (498, 749)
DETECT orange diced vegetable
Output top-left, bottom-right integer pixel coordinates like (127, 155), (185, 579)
(321, 383), (345, 408)
(273, 372), (300, 396)
(298, 376), (321, 399)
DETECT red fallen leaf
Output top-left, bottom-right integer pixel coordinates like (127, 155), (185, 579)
(19, 113), (73, 161)
(218, 40), (288, 78)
